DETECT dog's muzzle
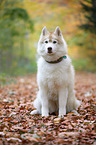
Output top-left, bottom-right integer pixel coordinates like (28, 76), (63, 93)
(47, 47), (52, 54)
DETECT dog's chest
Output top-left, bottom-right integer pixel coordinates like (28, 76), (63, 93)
(42, 69), (68, 100)
(37, 58), (71, 100)
(38, 62), (69, 88)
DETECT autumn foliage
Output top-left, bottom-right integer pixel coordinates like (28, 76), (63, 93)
(0, 0), (96, 75)
(0, 72), (96, 144)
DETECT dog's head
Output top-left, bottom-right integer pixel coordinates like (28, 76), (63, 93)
(37, 26), (67, 61)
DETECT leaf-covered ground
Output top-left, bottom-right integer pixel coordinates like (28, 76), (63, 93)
(0, 72), (96, 145)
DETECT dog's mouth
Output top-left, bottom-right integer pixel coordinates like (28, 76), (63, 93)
(48, 51), (52, 54)
(47, 52), (55, 55)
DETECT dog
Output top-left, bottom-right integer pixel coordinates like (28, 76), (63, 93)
(31, 26), (81, 117)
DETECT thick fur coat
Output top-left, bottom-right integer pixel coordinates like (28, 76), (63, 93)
(31, 26), (81, 117)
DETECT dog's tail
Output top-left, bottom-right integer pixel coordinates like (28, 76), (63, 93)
(30, 97), (41, 115)
(74, 98), (81, 110)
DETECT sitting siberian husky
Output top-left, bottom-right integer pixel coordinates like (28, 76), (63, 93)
(31, 26), (81, 117)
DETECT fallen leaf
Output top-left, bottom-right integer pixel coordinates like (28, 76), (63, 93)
(58, 132), (79, 137)
(21, 133), (41, 142)
(0, 132), (5, 136)
(54, 117), (62, 125)
(7, 137), (22, 142)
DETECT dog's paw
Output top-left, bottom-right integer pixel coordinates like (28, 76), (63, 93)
(58, 114), (65, 118)
(42, 113), (49, 117)
(42, 111), (49, 117)
(71, 110), (80, 116)
(42, 109), (49, 117)
(30, 110), (39, 115)
(58, 110), (66, 117)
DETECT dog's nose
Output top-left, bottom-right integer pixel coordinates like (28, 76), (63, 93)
(48, 47), (52, 53)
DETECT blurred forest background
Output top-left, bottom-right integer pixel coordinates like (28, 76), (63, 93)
(0, 0), (96, 76)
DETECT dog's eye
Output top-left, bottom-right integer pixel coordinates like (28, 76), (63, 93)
(53, 41), (57, 44)
(45, 41), (48, 43)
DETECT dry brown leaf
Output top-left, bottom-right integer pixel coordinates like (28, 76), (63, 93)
(58, 132), (79, 137)
(7, 137), (22, 142)
(54, 117), (62, 125)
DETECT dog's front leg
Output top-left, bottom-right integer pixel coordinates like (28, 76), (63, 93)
(59, 87), (68, 117)
(42, 99), (49, 117)
(40, 89), (49, 117)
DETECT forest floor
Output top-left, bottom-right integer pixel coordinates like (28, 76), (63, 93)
(0, 72), (96, 145)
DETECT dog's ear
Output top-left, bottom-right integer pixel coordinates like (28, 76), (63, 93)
(41, 26), (48, 36)
(55, 26), (62, 36)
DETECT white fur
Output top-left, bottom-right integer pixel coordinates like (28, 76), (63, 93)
(31, 26), (81, 117)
